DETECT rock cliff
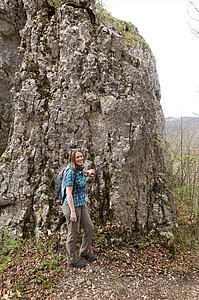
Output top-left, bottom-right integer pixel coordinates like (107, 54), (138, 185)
(0, 0), (174, 240)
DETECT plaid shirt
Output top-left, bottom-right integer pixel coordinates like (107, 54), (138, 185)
(62, 165), (86, 207)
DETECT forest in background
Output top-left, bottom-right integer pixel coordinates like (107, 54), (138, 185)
(165, 116), (199, 249)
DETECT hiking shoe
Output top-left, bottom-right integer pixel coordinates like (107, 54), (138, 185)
(68, 259), (87, 268)
(81, 252), (97, 262)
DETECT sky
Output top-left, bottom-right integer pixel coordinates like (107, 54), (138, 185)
(101, 0), (199, 118)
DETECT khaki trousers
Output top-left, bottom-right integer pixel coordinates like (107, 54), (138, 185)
(62, 203), (94, 265)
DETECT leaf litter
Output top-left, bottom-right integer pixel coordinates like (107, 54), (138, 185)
(1, 230), (199, 300)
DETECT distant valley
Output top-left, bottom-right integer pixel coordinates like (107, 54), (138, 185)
(165, 117), (199, 152)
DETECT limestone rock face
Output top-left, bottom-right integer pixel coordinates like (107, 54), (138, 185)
(0, 0), (174, 239)
(0, 0), (26, 155)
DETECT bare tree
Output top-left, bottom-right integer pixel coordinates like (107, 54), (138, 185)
(188, 0), (199, 37)
(187, 1), (199, 116)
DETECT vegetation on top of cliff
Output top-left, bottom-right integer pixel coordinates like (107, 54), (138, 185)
(47, 0), (62, 7)
(95, 2), (151, 53)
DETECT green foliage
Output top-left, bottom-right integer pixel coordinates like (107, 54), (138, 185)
(173, 198), (199, 250)
(95, 2), (151, 52)
(0, 68), (9, 78)
(0, 227), (24, 279)
(165, 133), (199, 251)
(92, 213), (100, 225)
(95, 233), (109, 248)
(47, 0), (62, 8)
(0, 235), (67, 298)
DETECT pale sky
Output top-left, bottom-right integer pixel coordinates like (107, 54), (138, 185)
(101, 0), (199, 118)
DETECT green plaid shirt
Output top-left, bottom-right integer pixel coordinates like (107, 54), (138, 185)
(62, 165), (86, 207)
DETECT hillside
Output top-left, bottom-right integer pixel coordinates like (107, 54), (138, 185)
(165, 117), (199, 151)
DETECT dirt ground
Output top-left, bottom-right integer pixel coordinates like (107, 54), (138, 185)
(1, 234), (198, 299)
(51, 260), (199, 300)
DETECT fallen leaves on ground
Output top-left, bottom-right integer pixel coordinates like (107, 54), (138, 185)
(1, 231), (199, 300)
